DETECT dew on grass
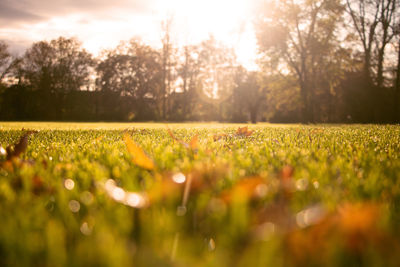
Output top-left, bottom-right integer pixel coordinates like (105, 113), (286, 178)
(80, 222), (92, 236)
(69, 200), (80, 213)
(0, 147), (6, 156)
(105, 179), (116, 191)
(296, 205), (325, 228)
(295, 178), (309, 191)
(255, 184), (269, 197)
(104, 179), (147, 208)
(112, 187), (125, 202)
(126, 192), (144, 208)
(80, 191), (94, 205)
(208, 238), (216, 251)
(64, 179), (75, 190)
(172, 172), (186, 184)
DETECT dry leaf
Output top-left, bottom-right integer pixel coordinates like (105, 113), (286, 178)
(213, 133), (228, 141)
(189, 135), (198, 151)
(221, 176), (265, 203)
(6, 134), (30, 160)
(235, 127), (253, 137)
(3, 131), (37, 162)
(123, 133), (154, 170)
(166, 126), (198, 152)
(95, 135), (104, 142)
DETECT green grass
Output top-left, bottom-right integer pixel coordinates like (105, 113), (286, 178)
(0, 123), (400, 266)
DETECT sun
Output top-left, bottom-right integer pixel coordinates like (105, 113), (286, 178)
(156, 0), (259, 70)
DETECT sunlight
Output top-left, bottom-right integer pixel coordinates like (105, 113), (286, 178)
(9, 0), (260, 69)
(156, 0), (259, 70)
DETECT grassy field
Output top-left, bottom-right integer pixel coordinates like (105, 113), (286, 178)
(0, 122), (399, 266)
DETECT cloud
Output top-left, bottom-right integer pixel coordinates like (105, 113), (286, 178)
(0, 0), (158, 53)
(2, 0), (154, 19)
(0, 1), (46, 26)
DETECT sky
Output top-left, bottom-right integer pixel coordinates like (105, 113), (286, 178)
(0, 0), (260, 70)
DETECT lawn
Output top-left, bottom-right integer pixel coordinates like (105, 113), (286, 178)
(0, 123), (399, 266)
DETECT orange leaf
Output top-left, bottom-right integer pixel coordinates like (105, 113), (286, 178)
(189, 135), (198, 151)
(235, 126), (253, 137)
(123, 133), (154, 170)
(213, 133), (227, 141)
(166, 126), (198, 151)
(221, 176), (266, 203)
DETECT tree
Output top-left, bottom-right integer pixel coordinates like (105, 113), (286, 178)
(196, 36), (237, 120)
(232, 68), (267, 123)
(96, 39), (162, 120)
(346, 0), (397, 87)
(21, 37), (93, 93)
(160, 16), (177, 120)
(395, 23), (400, 121)
(176, 44), (201, 120)
(19, 37), (94, 119)
(256, 0), (344, 122)
(0, 41), (12, 82)
(345, 0), (399, 121)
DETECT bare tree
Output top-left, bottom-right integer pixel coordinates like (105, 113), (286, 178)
(346, 0), (397, 88)
(160, 16), (176, 120)
(256, 0), (344, 122)
(0, 41), (19, 83)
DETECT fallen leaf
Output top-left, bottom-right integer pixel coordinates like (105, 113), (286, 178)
(6, 133), (30, 160)
(123, 133), (154, 170)
(213, 133), (228, 141)
(32, 175), (45, 195)
(189, 135), (198, 151)
(235, 126), (253, 137)
(221, 176), (266, 203)
(166, 126), (198, 152)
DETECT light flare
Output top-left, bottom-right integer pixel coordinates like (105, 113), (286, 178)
(104, 179), (148, 208)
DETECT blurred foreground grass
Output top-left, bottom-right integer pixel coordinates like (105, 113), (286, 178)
(0, 123), (399, 267)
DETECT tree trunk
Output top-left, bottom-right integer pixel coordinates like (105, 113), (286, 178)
(300, 82), (313, 123)
(377, 47), (385, 89)
(395, 39), (400, 122)
(250, 106), (258, 124)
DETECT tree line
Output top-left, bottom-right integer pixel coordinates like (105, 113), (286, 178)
(1, 0), (399, 123)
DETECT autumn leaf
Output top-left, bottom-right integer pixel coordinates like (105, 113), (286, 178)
(189, 135), (198, 151)
(32, 175), (45, 195)
(235, 126), (253, 137)
(1, 131), (37, 170)
(123, 133), (154, 170)
(213, 133), (228, 141)
(280, 165), (294, 194)
(221, 176), (266, 203)
(166, 126), (198, 152)
(95, 135), (104, 142)
(6, 133), (30, 160)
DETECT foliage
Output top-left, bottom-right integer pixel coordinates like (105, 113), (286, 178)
(256, 0), (345, 122)
(20, 37), (94, 93)
(0, 41), (13, 82)
(0, 123), (400, 266)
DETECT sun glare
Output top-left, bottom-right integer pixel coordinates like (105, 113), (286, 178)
(157, 0), (259, 70)
(10, 0), (260, 70)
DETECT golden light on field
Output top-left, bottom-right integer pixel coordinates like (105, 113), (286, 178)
(0, 0), (260, 70)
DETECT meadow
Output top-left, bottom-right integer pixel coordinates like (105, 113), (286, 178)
(0, 122), (399, 266)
